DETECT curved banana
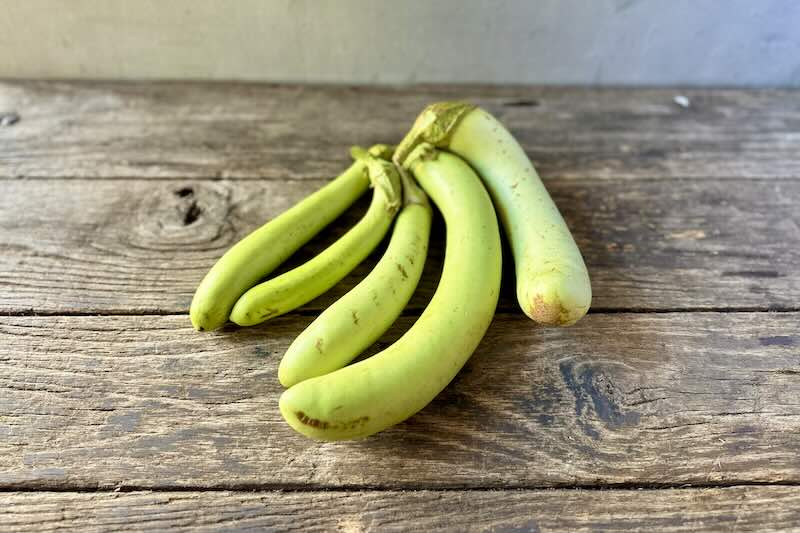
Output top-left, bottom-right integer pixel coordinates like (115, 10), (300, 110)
(278, 169), (432, 388)
(279, 146), (501, 440)
(190, 144), (393, 331)
(229, 149), (402, 326)
(395, 102), (591, 326)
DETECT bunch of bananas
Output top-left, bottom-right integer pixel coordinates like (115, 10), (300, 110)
(190, 102), (592, 441)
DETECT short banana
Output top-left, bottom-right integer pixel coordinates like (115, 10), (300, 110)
(229, 148), (402, 326)
(279, 146), (501, 440)
(190, 144), (393, 331)
(278, 168), (432, 388)
(395, 102), (591, 326)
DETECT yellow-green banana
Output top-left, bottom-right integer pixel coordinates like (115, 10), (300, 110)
(395, 102), (591, 326)
(278, 168), (432, 388)
(229, 149), (402, 326)
(190, 144), (393, 331)
(279, 146), (501, 440)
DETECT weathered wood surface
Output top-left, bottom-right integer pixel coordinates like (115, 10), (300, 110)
(2, 83), (799, 524)
(2, 312), (798, 489)
(1, 178), (798, 315)
(2, 82), (800, 180)
(3, 486), (800, 532)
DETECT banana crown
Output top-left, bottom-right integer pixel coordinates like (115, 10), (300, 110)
(366, 143), (394, 161)
(394, 101), (476, 166)
(350, 145), (402, 215)
(397, 165), (430, 208)
(401, 142), (438, 171)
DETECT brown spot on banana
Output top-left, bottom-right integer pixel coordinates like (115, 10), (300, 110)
(530, 294), (567, 326)
(294, 411), (369, 431)
(397, 263), (408, 279)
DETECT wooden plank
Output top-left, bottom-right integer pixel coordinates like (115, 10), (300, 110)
(2, 82), (799, 180)
(1, 312), (798, 489)
(2, 486), (800, 532)
(1, 177), (798, 315)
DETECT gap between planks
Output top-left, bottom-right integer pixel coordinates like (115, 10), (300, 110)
(1, 307), (798, 318)
(3, 481), (800, 494)
(4, 175), (800, 182)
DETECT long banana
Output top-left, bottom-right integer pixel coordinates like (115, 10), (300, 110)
(190, 144), (393, 331)
(395, 102), (591, 326)
(278, 168), (432, 388)
(229, 148), (402, 327)
(279, 146), (501, 440)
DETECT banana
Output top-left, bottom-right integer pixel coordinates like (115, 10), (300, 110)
(229, 148), (402, 327)
(278, 167), (432, 388)
(279, 146), (501, 440)
(395, 102), (591, 326)
(190, 144), (393, 331)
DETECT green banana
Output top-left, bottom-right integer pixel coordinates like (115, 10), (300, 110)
(190, 144), (393, 331)
(278, 167), (432, 388)
(279, 146), (501, 440)
(229, 148), (402, 327)
(395, 102), (591, 326)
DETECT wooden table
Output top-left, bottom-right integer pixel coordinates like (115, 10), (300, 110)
(1, 82), (799, 531)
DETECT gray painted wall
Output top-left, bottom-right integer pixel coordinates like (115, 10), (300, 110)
(1, 0), (799, 86)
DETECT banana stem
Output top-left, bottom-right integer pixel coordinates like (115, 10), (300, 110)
(393, 102), (475, 167)
(396, 164), (429, 208)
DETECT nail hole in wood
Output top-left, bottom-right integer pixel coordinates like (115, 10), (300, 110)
(183, 201), (202, 225)
(503, 100), (539, 107)
(0, 112), (20, 127)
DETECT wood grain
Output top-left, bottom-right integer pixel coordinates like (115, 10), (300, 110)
(1, 177), (798, 315)
(2, 312), (798, 489)
(2, 486), (799, 532)
(2, 81), (799, 180)
(3, 83), (798, 526)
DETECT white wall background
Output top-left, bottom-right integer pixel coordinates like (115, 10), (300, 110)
(1, 0), (799, 86)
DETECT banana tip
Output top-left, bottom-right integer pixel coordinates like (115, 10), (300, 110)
(277, 366), (298, 389)
(520, 273), (590, 327)
(524, 294), (569, 326)
(189, 313), (207, 332)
